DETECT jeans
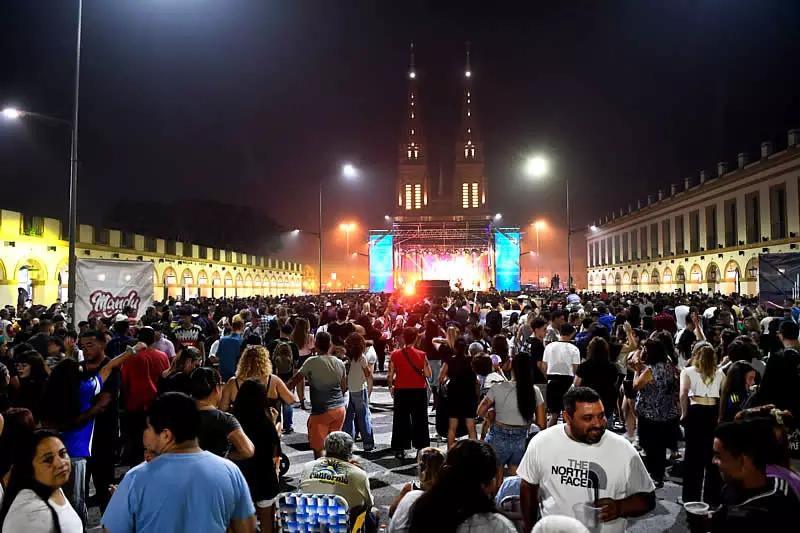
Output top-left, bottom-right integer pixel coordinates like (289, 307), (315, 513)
(64, 457), (88, 526)
(343, 388), (374, 448)
(282, 401), (294, 431)
(486, 425), (529, 467)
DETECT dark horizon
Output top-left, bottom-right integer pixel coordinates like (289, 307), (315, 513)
(2, 0), (799, 285)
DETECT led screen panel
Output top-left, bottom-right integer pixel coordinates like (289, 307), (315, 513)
(369, 233), (394, 293)
(494, 231), (520, 292)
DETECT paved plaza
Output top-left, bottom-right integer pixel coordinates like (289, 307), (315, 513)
(88, 378), (691, 532)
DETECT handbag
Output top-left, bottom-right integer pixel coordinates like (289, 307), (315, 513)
(402, 347), (425, 379)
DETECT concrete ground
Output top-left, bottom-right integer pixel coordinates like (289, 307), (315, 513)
(89, 376), (691, 532)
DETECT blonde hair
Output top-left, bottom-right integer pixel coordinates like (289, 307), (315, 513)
(231, 314), (244, 330)
(446, 326), (459, 349)
(236, 345), (272, 379)
(417, 447), (445, 490)
(691, 344), (718, 385)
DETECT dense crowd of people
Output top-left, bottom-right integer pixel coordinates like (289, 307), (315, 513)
(0, 286), (798, 532)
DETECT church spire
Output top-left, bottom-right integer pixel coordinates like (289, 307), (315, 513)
(459, 41), (478, 161)
(402, 40), (423, 163)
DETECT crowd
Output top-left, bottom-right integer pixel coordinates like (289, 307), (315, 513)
(0, 286), (797, 532)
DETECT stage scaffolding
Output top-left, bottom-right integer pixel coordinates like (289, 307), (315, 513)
(385, 216), (499, 251)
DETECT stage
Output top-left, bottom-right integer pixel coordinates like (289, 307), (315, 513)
(368, 215), (521, 293)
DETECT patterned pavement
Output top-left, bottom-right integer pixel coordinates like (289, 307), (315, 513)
(89, 376), (691, 532)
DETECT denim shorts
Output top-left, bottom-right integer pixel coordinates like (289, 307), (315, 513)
(486, 425), (529, 467)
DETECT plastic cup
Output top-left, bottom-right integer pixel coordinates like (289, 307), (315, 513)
(572, 502), (603, 531)
(683, 501), (710, 516)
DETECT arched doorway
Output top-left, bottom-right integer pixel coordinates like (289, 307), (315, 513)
(55, 259), (69, 303)
(197, 270), (210, 298)
(162, 267), (178, 300)
(254, 275), (263, 296)
(706, 262), (720, 293)
(651, 269), (660, 291)
(211, 271), (222, 298)
(724, 260), (741, 294)
(631, 271), (639, 291)
(744, 257), (758, 296)
(224, 272), (233, 298)
(675, 266), (687, 293)
(600, 274), (607, 292)
(15, 257), (48, 305)
(235, 274), (244, 297)
(663, 267), (673, 292)
(244, 275), (253, 297)
(690, 264), (703, 291)
(614, 272), (622, 293)
(181, 269), (196, 301)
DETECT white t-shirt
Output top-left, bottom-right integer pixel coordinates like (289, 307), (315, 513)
(347, 354), (371, 392)
(674, 305), (690, 330)
(680, 366), (724, 399)
(388, 489), (423, 533)
(487, 381), (544, 426)
(456, 513), (517, 533)
(543, 342), (580, 376)
(517, 425), (655, 533)
(2, 488), (83, 533)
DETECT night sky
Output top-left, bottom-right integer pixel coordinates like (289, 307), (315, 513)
(2, 0), (800, 286)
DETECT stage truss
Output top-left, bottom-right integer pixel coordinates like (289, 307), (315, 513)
(386, 217), (499, 251)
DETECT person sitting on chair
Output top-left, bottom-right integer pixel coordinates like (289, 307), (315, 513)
(299, 431), (377, 532)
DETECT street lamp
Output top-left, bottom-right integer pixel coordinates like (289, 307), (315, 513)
(317, 164), (359, 295)
(2, 107), (78, 306)
(524, 155), (575, 289)
(339, 222), (356, 257)
(2, 0), (82, 318)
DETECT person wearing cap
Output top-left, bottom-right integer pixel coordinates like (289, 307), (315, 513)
(299, 431), (375, 530)
(173, 308), (206, 361)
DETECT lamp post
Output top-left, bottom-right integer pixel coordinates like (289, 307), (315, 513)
(533, 220), (545, 287)
(339, 223), (356, 258)
(524, 155), (574, 288)
(2, 108), (75, 303)
(1, 0), (82, 318)
(316, 164), (358, 295)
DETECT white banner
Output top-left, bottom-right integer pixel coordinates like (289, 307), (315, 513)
(74, 259), (154, 321)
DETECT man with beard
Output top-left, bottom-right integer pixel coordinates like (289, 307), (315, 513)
(517, 387), (655, 533)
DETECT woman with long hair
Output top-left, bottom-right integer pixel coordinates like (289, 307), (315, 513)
(9, 349), (49, 422)
(490, 335), (510, 378)
(634, 339), (679, 487)
(477, 351), (544, 483)
(343, 333), (375, 451)
(719, 361), (757, 423)
(218, 345), (296, 422)
(189, 367), (255, 460)
(439, 337), (478, 449)
(231, 379), (281, 533)
(423, 319), (446, 404)
(157, 346), (202, 396)
(0, 408), (36, 487)
(408, 440), (516, 533)
(679, 343), (724, 504)
(388, 447), (446, 533)
(291, 318), (314, 410)
(0, 430), (82, 533)
(574, 337), (619, 419)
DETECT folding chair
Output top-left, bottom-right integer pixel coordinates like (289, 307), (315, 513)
(277, 492), (367, 533)
(499, 495), (525, 533)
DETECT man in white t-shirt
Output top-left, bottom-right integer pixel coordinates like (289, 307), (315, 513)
(674, 303), (690, 331)
(541, 324), (580, 427)
(517, 387), (655, 533)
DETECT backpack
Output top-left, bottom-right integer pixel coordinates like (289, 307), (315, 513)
(272, 342), (294, 376)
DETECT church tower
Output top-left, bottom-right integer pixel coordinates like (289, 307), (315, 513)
(396, 42), (429, 214)
(453, 42), (487, 213)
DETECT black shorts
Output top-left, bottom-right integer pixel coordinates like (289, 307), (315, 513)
(546, 375), (574, 412)
(623, 379), (635, 399)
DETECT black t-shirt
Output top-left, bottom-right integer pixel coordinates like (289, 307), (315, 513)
(86, 357), (121, 445)
(327, 321), (355, 346)
(575, 359), (619, 403)
(526, 337), (547, 384)
(157, 371), (192, 396)
(485, 311), (503, 335)
(710, 478), (800, 533)
(198, 408), (241, 458)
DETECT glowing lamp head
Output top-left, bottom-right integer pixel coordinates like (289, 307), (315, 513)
(525, 155), (549, 178)
(465, 70), (472, 78)
(2, 108), (21, 120)
(409, 71), (416, 79)
(589, 225), (599, 232)
(534, 221), (546, 230)
(291, 229), (300, 235)
(342, 163), (358, 179)
(494, 213), (502, 221)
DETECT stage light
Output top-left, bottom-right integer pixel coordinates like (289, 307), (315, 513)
(384, 215), (391, 221)
(2, 107), (21, 120)
(404, 285), (415, 296)
(494, 213), (502, 220)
